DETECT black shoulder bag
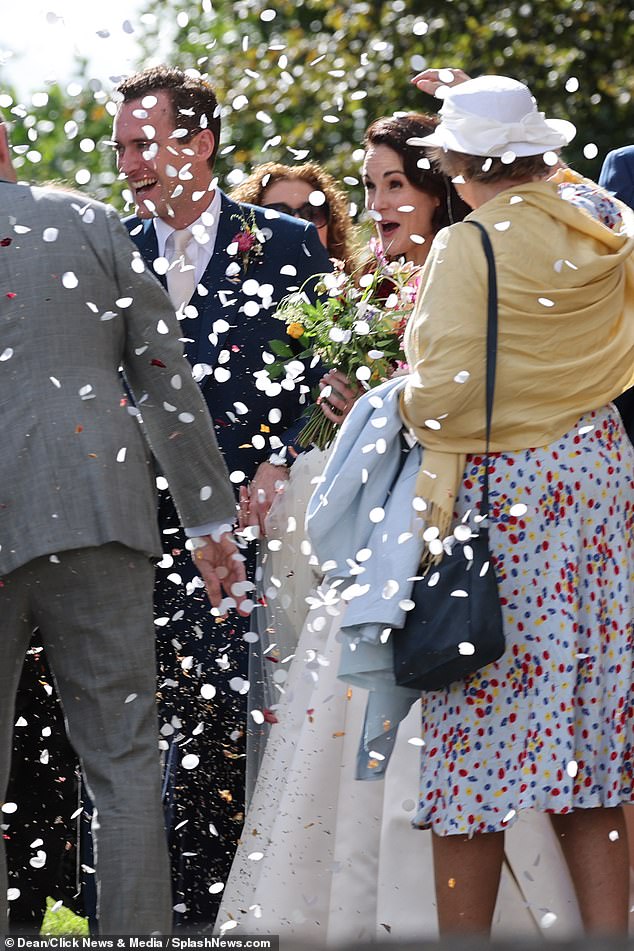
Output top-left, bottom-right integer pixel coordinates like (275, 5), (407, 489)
(393, 221), (505, 691)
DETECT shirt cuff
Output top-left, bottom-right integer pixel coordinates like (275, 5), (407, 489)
(184, 521), (232, 539)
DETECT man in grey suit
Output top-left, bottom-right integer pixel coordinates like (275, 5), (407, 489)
(0, 116), (245, 934)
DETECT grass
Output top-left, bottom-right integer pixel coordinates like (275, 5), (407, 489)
(40, 897), (89, 936)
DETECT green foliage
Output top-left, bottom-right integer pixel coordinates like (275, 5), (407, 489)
(41, 897), (89, 936)
(0, 66), (124, 206)
(136, 0), (634, 210)
(2, 1), (633, 211)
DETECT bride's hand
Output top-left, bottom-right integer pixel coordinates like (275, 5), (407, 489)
(411, 67), (471, 96)
(318, 369), (362, 426)
(238, 463), (289, 536)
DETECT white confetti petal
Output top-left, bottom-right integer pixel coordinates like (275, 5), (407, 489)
(62, 271), (78, 289)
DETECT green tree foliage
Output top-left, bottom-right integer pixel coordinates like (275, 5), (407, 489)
(136, 0), (634, 209)
(2, 1), (633, 212)
(0, 66), (124, 205)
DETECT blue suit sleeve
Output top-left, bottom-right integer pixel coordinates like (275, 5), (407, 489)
(599, 147), (634, 210)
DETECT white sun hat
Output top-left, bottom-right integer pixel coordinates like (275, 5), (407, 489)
(420, 75), (576, 157)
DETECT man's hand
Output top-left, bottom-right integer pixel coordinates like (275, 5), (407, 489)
(318, 369), (362, 425)
(192, 531), (250, 615)
(411, 68), (471, 97)
(238, 462), (289, 536)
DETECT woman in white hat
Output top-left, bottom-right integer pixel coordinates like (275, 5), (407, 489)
(399, 74), (634, 935)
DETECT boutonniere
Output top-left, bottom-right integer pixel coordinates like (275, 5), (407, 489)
(226, 210), (266, 281)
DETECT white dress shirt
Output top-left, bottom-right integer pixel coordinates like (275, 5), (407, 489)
(154, 191), (232, 539)
(154, 188), (222, 285)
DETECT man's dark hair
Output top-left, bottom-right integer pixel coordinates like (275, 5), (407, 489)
(117, 66), (221, 169)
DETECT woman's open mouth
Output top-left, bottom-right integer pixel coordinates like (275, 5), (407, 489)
(380, 221), (399, 238)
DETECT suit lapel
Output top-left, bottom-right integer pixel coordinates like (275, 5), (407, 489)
(194, 193), (249, 368)
(128, 199), (251, 368)
(130, 219), (164, 289)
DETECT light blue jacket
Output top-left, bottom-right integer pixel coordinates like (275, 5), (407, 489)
(306, 377), (422, 777)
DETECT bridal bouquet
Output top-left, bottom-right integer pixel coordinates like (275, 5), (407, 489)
(268, 244), (421, 450)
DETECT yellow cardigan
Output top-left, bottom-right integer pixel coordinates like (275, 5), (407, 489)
(400, 176), (634, 548)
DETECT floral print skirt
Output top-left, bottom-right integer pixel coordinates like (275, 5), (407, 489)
(415, 404), (634, 835)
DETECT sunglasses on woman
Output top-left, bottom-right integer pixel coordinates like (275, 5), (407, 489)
(264, 201), (330, 228)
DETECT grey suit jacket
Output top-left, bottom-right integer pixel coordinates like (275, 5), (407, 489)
(0, 183), (236, 575)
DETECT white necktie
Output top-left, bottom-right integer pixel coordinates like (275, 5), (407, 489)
(166, 228), (196, 309)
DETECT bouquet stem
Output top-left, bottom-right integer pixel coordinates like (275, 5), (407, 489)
(297, 405), (337, 451)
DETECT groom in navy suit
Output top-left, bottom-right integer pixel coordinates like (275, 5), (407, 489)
(112, 66), (330, 927)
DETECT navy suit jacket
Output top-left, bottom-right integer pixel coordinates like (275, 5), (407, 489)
(599, 145), (634, 210)
(126, 191), (331, 483)
(598, 148), (634, 444)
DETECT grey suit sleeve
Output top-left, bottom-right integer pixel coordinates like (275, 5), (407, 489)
(104, 207), (236, 528)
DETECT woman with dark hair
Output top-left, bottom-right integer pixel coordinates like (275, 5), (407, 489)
(217, 117), (473, 942)
(317, 113), (470, 427)
(231, 160), (356, 267)
(361, 112), (469, 265)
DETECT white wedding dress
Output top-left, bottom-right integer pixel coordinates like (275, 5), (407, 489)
(220, 449), (583, 944)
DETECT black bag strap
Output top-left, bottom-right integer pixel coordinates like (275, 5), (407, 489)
(466, 220), (498, 519)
